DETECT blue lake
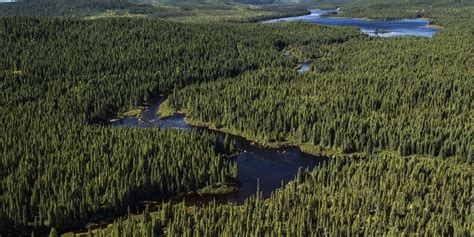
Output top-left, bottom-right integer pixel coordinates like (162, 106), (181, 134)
(265, 9), (439, 38)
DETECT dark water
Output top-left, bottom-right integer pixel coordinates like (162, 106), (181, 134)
(111, 97), (191, 130)
(111, 98), (327, 204)
(265, 9), (439, 38)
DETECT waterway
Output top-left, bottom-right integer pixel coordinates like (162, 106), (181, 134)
(265, 9), (439, 38)
(111, 97), (328, 204)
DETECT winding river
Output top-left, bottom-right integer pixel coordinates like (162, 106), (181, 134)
(265, 9), (439, 38)
(111, 97), (327, 204)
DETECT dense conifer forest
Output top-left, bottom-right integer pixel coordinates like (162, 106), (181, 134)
(0, 0), (311, 22)
(169, 16), (474, 159)
(0, 17), (360, 235)
(1, 0), (472, 236)
(95, 154), (473, 236)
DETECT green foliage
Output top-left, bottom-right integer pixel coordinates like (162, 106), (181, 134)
(48, 228), (58, 237)
(1, 0), (469, 20)
(1, 1), (473, 236)
(148, 3), (311, 23)
(0, 0), (148, 18)
(351, 0), (472, 5)
(0, 16), (360, 234)
(340, 1), (474, 23)
(168, 8), (474, 160)
(157, 100), (174, 119)
(96, 155), (473, 236)
(0, 0), (311, 22)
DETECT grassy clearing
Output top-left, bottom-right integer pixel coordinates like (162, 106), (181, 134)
(82, 3), (309, 23)
(85, 10), (147, 20)
(198, 182), (239, 195)
(152, 3), (305, 23)
(157, 100), (174, 119)
(121, 107), (143, 117)
(12, 69), (23, 75)
(426, 23), (445, 29)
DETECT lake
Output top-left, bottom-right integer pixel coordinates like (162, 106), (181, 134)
(265, 9), (439, 38)
(111, 97), (328, 204)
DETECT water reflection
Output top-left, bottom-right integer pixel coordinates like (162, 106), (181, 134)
(265, 9), (439, 38)
(111, 97), (327, 203)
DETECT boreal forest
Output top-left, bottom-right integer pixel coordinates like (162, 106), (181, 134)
(0, 0), (472, 236)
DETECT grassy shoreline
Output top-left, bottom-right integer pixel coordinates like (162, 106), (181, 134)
(426, 23), (445, 29)
(156, 100), (174, 119)
(120, 107), (144, 118)
(198, 182), (239, 195)
(162, 96), (355, 159)
(183, 115), (363, 158)
(182, 113), (452, 161)
(160, 99), (443, 160)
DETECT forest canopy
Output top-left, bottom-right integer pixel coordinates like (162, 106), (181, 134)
(0, 1), (472, 236)
(0, 16), (361, 235)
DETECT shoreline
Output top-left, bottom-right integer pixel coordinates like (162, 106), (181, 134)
(156, 99), (418, 160)
(255, 8), (311, 23)
(156, 98), (388, 159)
(180, 112), (441, 161)
(87, 97), (449, 236)
(182, 115), (363, 159)
(156, 97), (352, 159)
(426, 23), (444, 29)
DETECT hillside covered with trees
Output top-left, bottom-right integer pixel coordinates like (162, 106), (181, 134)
(0, 17), (360, 235)
(169, 8), (473, 159)
(95, 154), (473, 236)
(1, 0), (472, 236)
(0, 0), (311, 21)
